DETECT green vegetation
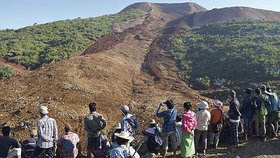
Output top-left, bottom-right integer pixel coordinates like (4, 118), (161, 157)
(0, 9), (141, 69)
(170, 20), (280, 84)
(0, 66), (14, 79)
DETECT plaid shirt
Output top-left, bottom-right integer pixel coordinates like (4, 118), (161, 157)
(57, 132), (80, 158)
(110, 145), (140, 158)
(156, 108), (177, 132)
(37, 115), (58, 149)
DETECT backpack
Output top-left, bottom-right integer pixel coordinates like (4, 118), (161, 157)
(61, 138), (75, 153)
(126, 115), (140, 133)
(260, 99), (268, 116)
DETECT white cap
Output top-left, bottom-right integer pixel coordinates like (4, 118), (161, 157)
(39, 105), (49, 114)
(120, 105), (129, 113)
(196, 101), (209, 109)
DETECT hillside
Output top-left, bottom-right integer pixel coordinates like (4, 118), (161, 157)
(190, 7), (280, 27)
(0, 9), (142, 69)
(1, 2), (280, 157)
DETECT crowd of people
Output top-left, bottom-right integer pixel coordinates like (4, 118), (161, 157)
(0, 84), (279, 158)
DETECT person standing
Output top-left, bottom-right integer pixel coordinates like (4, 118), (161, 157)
(227, 90), (241, 148)
(0, 126), (21, 158)
(264, 87), (279, 138)
(180, 102), (197, 158)
(120, 105), (140, 136)
(253, 88), (269, 141)
(194, 101), (211, 155)
(208, 100), (224, 149)
(84, 102), (106, 158)
(156, 99), (178, 158)
(240, 88), (255, 140)
(33, 105), (58, 158)
(56, 123), (81, 158)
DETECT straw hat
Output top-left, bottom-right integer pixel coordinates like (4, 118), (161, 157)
(114, 131), (134, 140)
(149, 119), (157, 125)
(196, 101), (209, 109)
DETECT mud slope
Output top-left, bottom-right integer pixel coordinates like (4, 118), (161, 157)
(190, 7), (280, 27)
(0, 3), (205, 151)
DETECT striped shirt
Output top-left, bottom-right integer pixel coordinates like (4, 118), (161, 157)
(37, 115), (58, 149)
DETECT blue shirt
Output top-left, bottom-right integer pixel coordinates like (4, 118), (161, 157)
(156, 108), (177, 132)
(110, 145), (140, 158)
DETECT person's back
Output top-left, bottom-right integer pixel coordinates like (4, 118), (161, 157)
(196, 109), (211, 130)
(84, 111), (105, 136)
(241, 95), (255, 119)
(21, 137), (37, 158)
(120, 105), (140, 136)
(0, 126), (20, 158)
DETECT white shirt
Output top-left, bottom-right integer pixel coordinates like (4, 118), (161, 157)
(195, 109), (211, 131)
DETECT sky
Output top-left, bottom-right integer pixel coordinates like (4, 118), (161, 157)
(1, 0), (280, 30)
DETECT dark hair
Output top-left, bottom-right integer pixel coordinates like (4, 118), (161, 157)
(245, 88), (252, 95)
(255, 88), (261, 95)
(89, 102), (96, 112)
(116, 137), (129, 145)
(183, 102), (192, 110)
(267, 87), (271, 93)
(64, 123), (72, 133)
(2, 126), (11, 136)
(165, 99), (174, 109)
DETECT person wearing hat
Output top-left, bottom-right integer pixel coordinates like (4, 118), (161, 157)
(194, 101), (211, 155)
(84, 102), (106, 158)
(33, 105), (58, 158)
(21, 129), (38, 158)
(111, 123), (122, 149)
(181, 102), (197, 158)
(227, 90), (241, 148)
(120, 105), (140, 136)
(156, 99), (178, 158)
(109, 131), (140, 158)
(56, 123), (81, 158)
(208, 100), (223, 149)
(266, 87), (280, 138)
(142, 119), (162, 154)
(240, 88), (255, 140)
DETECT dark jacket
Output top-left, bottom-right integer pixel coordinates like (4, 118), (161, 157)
(241, 95), (255, 119)
(228, 98), (241, 120)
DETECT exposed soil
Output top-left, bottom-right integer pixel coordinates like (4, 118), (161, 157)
(0, 2), (280, 157)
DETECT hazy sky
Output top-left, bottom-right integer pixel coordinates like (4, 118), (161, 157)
(1, 0), (280, 29)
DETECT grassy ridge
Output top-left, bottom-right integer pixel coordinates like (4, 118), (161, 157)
(170, 20), (280, 84)
(0, 9), (141, 69)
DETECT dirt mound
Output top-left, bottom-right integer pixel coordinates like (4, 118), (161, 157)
(190, 7), (280, 27)
(121, 2), (207, 16)
(0, 59), (28, 74)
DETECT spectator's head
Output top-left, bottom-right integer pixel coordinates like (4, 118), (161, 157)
(88, 102), (96, 112)
(165, 99), (174, 109)
(120, 105), (129, 116)
(229, 90), (236, 98)
(148, 119), (157, 128)
(245, 88), (252, 95)
(2, 126), (11, 136)
(213, 100), (223, 110)
(267, 87), (272, 93)
(196, 101), (209, 110)
(64, 123), (72, 133)
(115, 131), (133, 145)
(30, 129), (37, 138)
(183, 102), (192, 111)
(261, 84), (266, 92)
(255, 88), (261, 95)
(39, 105), (48, 117)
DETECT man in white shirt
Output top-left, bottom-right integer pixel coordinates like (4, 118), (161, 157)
(194, 101), (211, 155)
(33, 105), (58, 158)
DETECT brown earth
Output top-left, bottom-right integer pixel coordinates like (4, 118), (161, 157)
(0, 2), (280, 157)
(0, 59), (28, 74)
